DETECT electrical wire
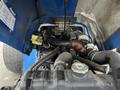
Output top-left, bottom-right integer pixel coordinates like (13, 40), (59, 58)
(64, 0), (67, 31)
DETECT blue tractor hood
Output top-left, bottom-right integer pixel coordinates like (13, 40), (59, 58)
(0, 0), (120, 54)
(0, 0), (78, 54)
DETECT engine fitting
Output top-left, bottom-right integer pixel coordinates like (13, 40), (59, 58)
(54, 52), (73, 70)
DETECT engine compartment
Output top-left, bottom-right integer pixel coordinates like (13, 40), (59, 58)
(0, 1), (120, 90)
(12, 17), (120, 90)
(20, 70), (115, 90)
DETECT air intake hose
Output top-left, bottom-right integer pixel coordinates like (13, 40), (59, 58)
(89, 50), (120, 90)
(54, 52), (73, 70)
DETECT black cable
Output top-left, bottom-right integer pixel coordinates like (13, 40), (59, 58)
(24, 48), (60, 90)
(46, 37), (70, 46)
(25, 47), (60, 81)
(32, 47), (59, 71)
(64, 0), (67, 31)
(14, 75), (22, 88)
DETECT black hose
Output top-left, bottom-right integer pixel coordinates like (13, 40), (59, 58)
(32, 47), (60, 71)
(73, 55), (107, 73)
(25, 47), (60, 79)
(54, 52), (73, 69)
(91, 51), (120, 90)
(46, 37), (70, 46)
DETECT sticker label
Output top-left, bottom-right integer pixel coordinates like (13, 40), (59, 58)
(0, 0), (16, 31)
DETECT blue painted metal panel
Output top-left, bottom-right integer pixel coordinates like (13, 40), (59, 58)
(37, 0), (78, 17)
(104, 28), (120, 52)
(0, 0), (78, 54)
(0, 0), (38, 54)
(23, 49), (37, 73)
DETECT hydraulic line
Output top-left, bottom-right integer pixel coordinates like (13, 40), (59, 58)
(31, 47), (60, 71)
(25, 47), (60, 79)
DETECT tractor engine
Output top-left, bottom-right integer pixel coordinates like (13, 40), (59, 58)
(17, 17), (118, 90)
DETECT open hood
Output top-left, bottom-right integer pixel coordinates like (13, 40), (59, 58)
(0, 0), (120, 54)
(0, 0), (38, 54)
(0, 0), (77, 54)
